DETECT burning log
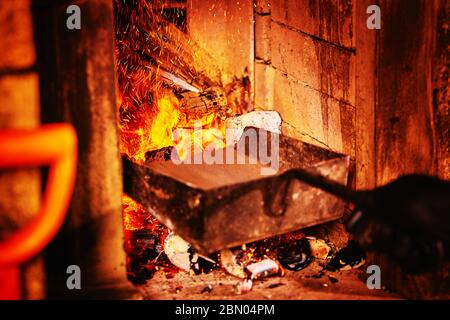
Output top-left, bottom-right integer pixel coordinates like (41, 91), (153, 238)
(178, 87), (231, 122)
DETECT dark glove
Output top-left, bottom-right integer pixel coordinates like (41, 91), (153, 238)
(346, 175), (450, 273)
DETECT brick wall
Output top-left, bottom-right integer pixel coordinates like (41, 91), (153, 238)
(255, 0), (356, 157)
(188, 0), (254, 85)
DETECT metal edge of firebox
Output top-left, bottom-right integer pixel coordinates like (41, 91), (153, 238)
(123, 131), (351, 254)
(197, 156), (351, 253)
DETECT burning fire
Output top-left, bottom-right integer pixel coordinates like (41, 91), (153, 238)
(118, 92), (179, 162)
(122, 194), (180, 283)
(118, 88), (227, 162)
(114, 1), (362, 289)
(114, 0), (231, 163)
(122, 193), (169, 235)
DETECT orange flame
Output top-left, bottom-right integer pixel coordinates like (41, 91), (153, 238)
(119, 85), (227, 163)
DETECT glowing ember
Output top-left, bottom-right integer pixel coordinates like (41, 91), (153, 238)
(148, 95), (181, 153)
(122, 194), (168, 232)
(122, 194), (179, 283)
(123, 194), (338, 284)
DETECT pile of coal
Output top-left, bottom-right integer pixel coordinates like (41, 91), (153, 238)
(218, 234), (368, 294)
(124, 229), (163, 284)
(277, 238), (313, 271)
(326, 240), (366, 271)
(125, 214), (366, 289)
(220, 245), (284, 295)
(164, 232), (217, 275)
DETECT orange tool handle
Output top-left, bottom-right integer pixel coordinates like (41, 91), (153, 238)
(0, 124), (77, 266)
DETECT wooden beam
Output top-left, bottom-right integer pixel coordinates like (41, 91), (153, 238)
(367, 0), (448, 299)
(434, 0), (450, 179)
(376, 0), (437, 184)
(355, 0), (377, 190)
(33, 0), (136, 298)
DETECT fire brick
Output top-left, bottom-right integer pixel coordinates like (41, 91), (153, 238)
(273, 70), (355, 155)
(271, 0), (354, 49)
(255, 14), (271, 61)
(270, 21), (355, 106)
(254, 62), (275, 110)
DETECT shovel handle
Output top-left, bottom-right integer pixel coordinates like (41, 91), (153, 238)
(286, 168), (357, 203)
(0, 124), (77, 299)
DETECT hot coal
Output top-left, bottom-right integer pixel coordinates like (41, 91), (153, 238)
(145, 146), (173, 162)
(124, 191), (347, 284)
(326, 240), (366, 271)
(219, 246), (258, 279)
(125, 230), (162, 284)
(277, 238), (312, 271)
(307, 237), (332, 260)
(189, 248), (217, 275)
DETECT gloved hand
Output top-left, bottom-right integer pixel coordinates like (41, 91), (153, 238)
(346, 175), (450, 273)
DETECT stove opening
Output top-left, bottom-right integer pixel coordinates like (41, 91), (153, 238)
(0, 0), (448, 300)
